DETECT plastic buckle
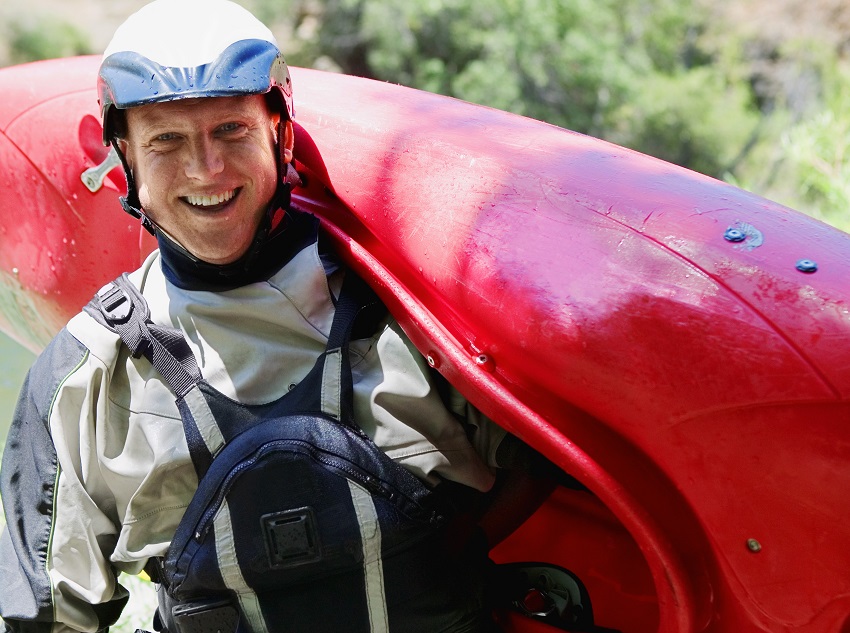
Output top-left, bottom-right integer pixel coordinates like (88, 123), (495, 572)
(97, 282), (133, 325)
(262, 507), (322, 569)
(172, 599), (239, 633)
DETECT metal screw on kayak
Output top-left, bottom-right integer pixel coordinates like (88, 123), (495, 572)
(746, 538), (762, 553)
(724, 227), (746, 242)
(475, 353), (494, 371)
(796, 259), (818, 273)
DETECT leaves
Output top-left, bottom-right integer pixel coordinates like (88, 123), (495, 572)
(304, 0), (755, 175)
(6, 16), (92, 64)
(780, 68), (850, 231)
(287, 0), (848, 230)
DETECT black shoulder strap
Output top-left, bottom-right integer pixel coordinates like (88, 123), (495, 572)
(85, 274), (202, 398)
(324, 271), (382, 425)
(86, 270), (382, 421)
(86, 270), (382, 480)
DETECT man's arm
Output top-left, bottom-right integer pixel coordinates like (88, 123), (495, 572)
(479, 433), (588, 547)
(0, 330), (128, 633)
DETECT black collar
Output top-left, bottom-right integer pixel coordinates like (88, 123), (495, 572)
(159, 208), (320, 291)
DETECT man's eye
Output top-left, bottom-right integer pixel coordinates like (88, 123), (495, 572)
(219, 122), (241, 133)
(155, 132), (177, 142)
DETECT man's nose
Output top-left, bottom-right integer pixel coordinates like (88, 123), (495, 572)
(185, 137), (224, 179)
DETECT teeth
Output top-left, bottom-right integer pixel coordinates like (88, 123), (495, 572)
(185, 190), (235, 207)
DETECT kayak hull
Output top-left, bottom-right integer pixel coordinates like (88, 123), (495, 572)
(1, 55), (849, 633)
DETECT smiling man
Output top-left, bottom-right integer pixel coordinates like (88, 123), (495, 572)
(120, 95), (285, 265)
(0, 2), (558, 632)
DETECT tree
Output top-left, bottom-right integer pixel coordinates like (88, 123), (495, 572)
(779, 65), (850, 232)
(290, 0), (762, 182)
(6, 16), (92, 64)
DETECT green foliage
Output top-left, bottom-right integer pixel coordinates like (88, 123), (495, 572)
(249, 0), (296, 25)
(303, 0), (763, 180)
(609, 66), (760, 178)
(7, 16), (93, 64)
(779, 66), (850, 232)
(282, 0), (848, 230)
(0, 333), (33, 452)
(718, 33), (850, 233)
(111, 574), (157, 633)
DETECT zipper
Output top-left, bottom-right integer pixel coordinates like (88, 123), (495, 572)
(193, 438), (421, 542)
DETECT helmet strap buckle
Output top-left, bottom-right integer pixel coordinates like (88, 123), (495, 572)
(120, 195), (157, 236)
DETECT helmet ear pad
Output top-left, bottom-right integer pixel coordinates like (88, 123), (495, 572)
(105, 108), (128, 142)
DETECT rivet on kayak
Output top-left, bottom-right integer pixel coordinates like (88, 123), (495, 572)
(724, 227), (746, 242)
(474, 354), (494, 371)
(795, 259), (818, 273)
(746, 538), (762, 553)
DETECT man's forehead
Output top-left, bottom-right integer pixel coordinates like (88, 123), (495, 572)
(126, 94), (270, 127)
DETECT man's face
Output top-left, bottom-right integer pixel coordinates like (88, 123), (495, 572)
(121, 94), (289, 265)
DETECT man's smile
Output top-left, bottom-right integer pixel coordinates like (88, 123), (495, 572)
(123, 94), (282, 263)
(182, 188), (239, 209)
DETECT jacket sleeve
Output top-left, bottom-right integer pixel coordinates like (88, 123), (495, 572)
(0, 329), (128, 633)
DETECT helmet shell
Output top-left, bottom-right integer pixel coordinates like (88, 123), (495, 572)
(98, 0), (293, 143)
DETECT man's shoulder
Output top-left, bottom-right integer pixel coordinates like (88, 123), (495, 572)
(60, 252), (164, 370)
(64, 309), (123, 369)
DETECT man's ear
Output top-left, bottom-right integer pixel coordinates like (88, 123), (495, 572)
(281, 120), (294, 164)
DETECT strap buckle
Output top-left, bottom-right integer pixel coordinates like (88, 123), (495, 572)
(97, 282), (133, 324)
(171, 599), (239, 633)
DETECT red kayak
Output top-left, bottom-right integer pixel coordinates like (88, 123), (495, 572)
(1, 55), (849, 633)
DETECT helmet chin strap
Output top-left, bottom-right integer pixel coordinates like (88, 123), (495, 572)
(111, 138), (158, 236)
(119, 195), (158, 235)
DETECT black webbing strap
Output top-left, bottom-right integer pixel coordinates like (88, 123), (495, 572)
(91, 271), (381, 474)
(327, 272), (380, 349)
(324, 272), (381, 426)
(95, 274), (202, 398)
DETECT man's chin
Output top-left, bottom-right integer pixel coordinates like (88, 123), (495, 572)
(189, 246), (250, 266)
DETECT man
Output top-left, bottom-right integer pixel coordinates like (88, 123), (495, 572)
(0, 1), (556, 632)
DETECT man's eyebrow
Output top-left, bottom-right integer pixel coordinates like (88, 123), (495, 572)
(136, 122), (177, 137)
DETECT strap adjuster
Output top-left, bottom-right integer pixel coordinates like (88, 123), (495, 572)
(97, 282), (133, 324)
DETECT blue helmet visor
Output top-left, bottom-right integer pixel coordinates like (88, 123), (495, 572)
(99, 39), (291, 140)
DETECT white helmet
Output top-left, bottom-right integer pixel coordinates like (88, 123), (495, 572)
(97, 0), (296, 236)
(98, 0), (293, 144)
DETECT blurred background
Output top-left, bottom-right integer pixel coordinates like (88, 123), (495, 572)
(0, 0), (848, 628)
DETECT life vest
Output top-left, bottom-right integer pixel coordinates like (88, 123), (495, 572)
(89, 272), (491, 633)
